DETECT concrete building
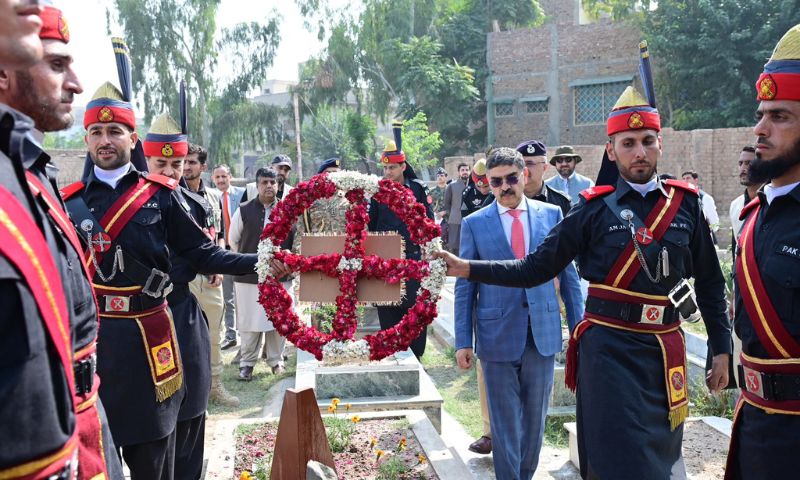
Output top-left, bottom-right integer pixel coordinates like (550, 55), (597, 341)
(486, 0), (641, 147)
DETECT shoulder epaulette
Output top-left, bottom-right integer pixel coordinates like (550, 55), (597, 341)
(739, 196), (761, 220)
(664, 179), (699, 196)
(411, 178), (429, 190)
(579, 185), (615, 201)
(59, 181), (85, 200)
(144, 173), (178, 190)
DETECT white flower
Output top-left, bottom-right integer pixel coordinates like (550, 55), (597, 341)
(421, 237), (443, 258)
(327, 171), (381, 199)
(420, 258), (447, 300)
(337, 256), (363, 272)
(322, 339), (371, 364)
(256, 238), (277, 283)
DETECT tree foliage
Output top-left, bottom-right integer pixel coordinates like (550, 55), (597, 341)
(112, 0), (282, 160)
(581, 0), (800, 130)
(295, 0), (543, 156)
(396, 111), (443, 171)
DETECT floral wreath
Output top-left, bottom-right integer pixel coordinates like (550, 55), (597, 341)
(256, 171), (446, 362)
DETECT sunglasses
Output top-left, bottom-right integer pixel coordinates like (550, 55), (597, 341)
(555, 157), (575, 164)
(489, 173), (521, 188)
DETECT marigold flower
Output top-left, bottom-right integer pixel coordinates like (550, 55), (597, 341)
(369, 437), (377, 447)
(345, 403), (352, 410)
(240, 472), (252, 480)
(398, 437), (407, 450)
(331, 398), (341, 406)
(351, 415), (361, 423)
(418, 454), (427, 464)
(375, 449), (385, 460)
(327, 405), (336, 414)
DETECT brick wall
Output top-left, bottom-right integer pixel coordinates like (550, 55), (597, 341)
(487, 0), (641, 147)
(446, 126), (755, 247)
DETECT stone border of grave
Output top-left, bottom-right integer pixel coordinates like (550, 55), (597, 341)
(203, 409), (470, 480)
(564, 416), (733, 469)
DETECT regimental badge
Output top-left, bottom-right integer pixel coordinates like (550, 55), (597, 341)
(151, 341), (176, 376)
(628, 112), (645, 129)
(98, 107), (114, 123)
(91, 232), (112, 252)
(669, 366), (686, 402)
(636, 227), (654, 245)
(59, 16), (70, 42)
(161, 144), (174, 157)
(758, 75), (777, 100)
(381, 156), (389, 164)
(743, 365), (764, 398)
(640, 305), (664, 324)
(527, 144), (536, 154)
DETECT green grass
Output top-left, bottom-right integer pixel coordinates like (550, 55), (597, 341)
(543, 415), (575, 449)
(323, 416), (356, 452)
(688, 379), (735, 419)
(420, 338), (484, 439)
(207, 347), (297, 418)
(376, 456), (410, 479)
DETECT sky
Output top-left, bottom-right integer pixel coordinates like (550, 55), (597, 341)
(54, 0), (353, 107)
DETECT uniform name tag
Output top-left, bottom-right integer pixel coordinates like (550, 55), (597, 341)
(640, 304), (665, 324)
(105, 295), (130, 312)
(779, 244), (800, 260)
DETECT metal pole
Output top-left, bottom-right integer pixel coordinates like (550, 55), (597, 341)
(293, 93), (303, 180)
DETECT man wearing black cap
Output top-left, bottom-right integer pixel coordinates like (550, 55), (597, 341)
(517, 140), (571, 216)
(544, 146), (594, 206)
(244, 154), (294, 203)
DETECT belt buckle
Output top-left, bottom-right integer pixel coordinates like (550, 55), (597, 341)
(640, 304), (665, 324)
(143, 268), (170, 298)
(741, 365), (766, 399)
(668, 278), (693, 307)
(104, 295), (130, 312)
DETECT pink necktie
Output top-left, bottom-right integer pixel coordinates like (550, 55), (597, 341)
(508, 209), (525, 259)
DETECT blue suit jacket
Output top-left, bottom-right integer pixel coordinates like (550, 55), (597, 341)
(454, 197), (584, 361)
(545, 172), (594, 206)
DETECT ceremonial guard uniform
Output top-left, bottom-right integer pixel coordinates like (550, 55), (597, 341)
(62, 41), (256, 479)
(0, 106), (80, 480)
(725, 24), (800, 480)
(1, 8), (123, 479)
(460, 158), (492, 218)
(460, 72), (730, 477)
(142, 109), (247, 479)
(368, 122), (434, 358)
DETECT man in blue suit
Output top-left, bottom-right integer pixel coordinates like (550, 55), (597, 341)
(212, 164), (246, 349)
(455, 147), (584, 480)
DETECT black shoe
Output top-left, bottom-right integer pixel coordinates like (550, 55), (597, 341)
(238, 366), (253, 381)
(221, 338), (237, 350)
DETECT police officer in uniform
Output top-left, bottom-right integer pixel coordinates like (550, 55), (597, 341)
(516, 140), (571, 216)
(61, 40), (257, 480)
(435, 51), (731, 478)
(368, 121), (434, 359)
(724, 24), (800, 480)
(460, 158), (493, 219)
(0, 7), (124, 479)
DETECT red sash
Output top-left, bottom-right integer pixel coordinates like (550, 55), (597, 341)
(567, 185), (689, 430)
(82, 177), (163, 279)
(736, 199), (800, 358)
(604, 186), (685, 288)
(0, 185), (79, 479)
(26, 173), (112, 479)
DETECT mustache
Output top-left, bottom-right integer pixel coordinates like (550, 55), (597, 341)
(500, 189), (515, 196)
(756, 137), (772, 148)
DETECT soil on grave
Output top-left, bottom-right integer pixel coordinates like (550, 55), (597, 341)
(683, 420), (728, 479)
(235, 418), (439, 480)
